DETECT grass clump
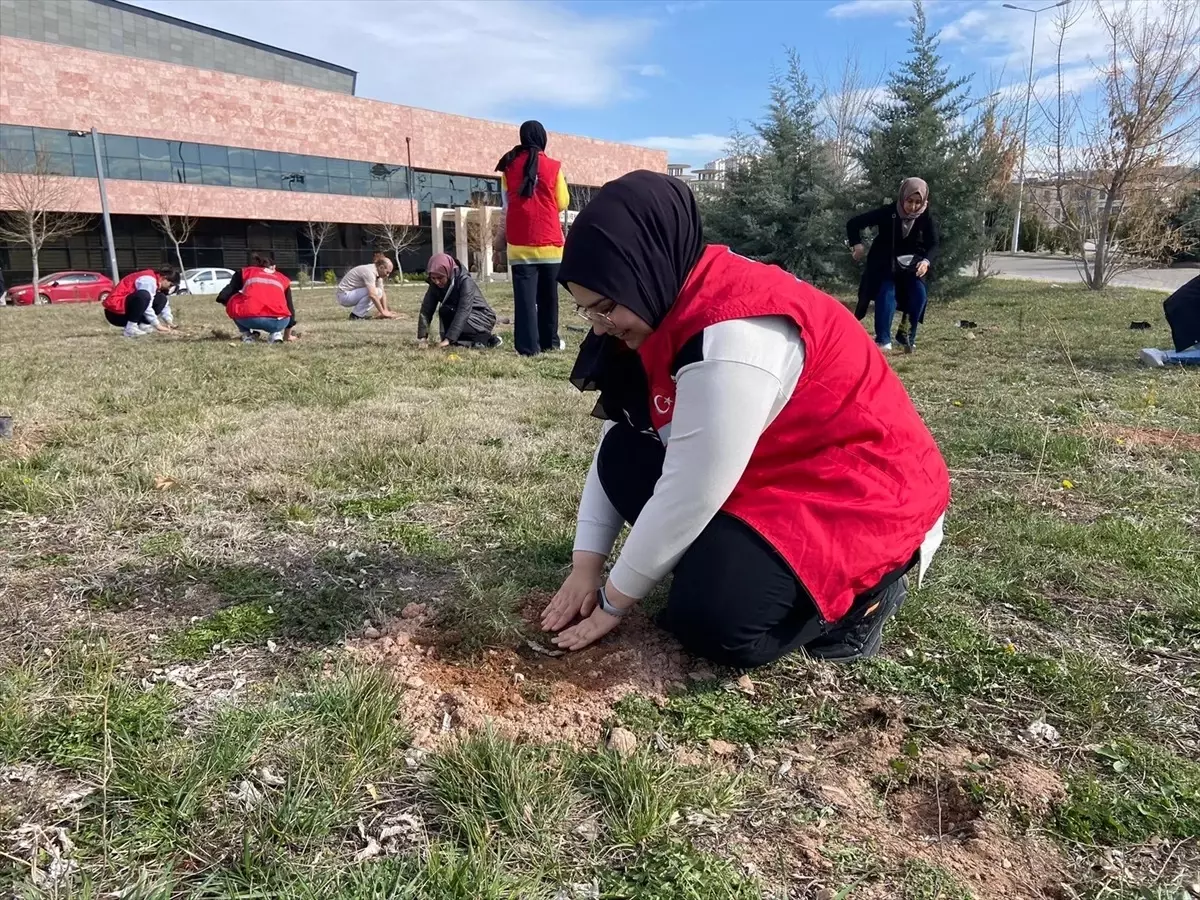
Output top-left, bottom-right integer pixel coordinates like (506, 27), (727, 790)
(429, 729), (579, 857)
(573, 748), (740, 845)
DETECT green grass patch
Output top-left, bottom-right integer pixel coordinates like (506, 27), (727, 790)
(901, 859), (975, 900)
(1053, 739), (1200, 844)
(613, 686), (786, 746)
(599, 838), (761, 900)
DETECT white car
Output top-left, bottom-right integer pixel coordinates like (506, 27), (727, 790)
(180, 267), (235, 295)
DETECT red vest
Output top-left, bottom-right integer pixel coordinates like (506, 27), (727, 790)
(638, 247), (950, 623)
(103, 269), (155, 314)
(504, 152), (564, 248)
(226, 267), (291, 319)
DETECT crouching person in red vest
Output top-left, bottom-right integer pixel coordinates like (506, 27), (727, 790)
(540, 171), (950, 667)
(216, 251), (296, 344)
(102, 267), (180, 338)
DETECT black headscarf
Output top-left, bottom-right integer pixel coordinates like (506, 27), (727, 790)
(495, 120), (548, 199)
(559, 170), (706, 426)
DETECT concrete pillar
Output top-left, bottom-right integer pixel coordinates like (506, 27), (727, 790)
(481, 205), (494, 280)
(432, 208), (450, 258)
(455, 207), (470, 266)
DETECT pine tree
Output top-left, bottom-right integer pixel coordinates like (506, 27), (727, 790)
(703, 50), (844, 282)
(856, 0), (991, 288)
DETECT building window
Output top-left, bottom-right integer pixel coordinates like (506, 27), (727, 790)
(0, 124), (601, 208)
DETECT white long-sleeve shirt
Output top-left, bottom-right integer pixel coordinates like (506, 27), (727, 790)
(574, 315), (944, 600)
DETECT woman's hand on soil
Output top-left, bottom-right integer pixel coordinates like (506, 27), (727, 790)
(915, 259), (930, 278)
(552, 607), (622, 651)
(541, 558), (604, 631)
(851, 243), (865, 262)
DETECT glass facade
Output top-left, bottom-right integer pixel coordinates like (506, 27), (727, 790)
(0, 124), (504, 211)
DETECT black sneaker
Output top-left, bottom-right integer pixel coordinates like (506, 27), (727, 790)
(349, 313), (369, 321)
(804, 576), (908, 661)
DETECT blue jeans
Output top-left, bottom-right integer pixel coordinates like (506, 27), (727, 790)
(1163, 344), (1200, 365)
(875, 273), (927, 348)
(234, 316), (289, 335)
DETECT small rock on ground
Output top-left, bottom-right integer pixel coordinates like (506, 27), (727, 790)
(606, 727), (638, 758)
(708, 739), (737, 756)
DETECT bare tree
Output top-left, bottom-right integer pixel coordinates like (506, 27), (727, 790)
(817, 49), (883, 186)
(972, 73), (1022, 276)
(0, 151), (93, 294)
(1037, 0), (1200, 288)
(364, 197), (421, 279)
(303, 219), (335, 282)
(149, 184), (198, 274)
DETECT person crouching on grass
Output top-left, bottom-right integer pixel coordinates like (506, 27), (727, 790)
(540, 171), (950, 668)
(847, 177), (939, 353)
(416, 253), (503, 349)
(215, 250), (296, 344)
(102, 266), (180, 338)
(336, 252), (396, 320)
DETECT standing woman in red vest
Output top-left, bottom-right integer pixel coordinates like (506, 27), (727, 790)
(215, 250), (297, 343)
(496, 120), (570, 356)
(540, 171), (950, 667)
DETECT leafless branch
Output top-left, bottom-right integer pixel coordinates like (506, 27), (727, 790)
(817, 49), (883, 186)
(304, 219), (335, 282)
(0, 151), (93, 289)
(364, 197), (422, 278)
(1028, 0), (1199, 286)
(148, 184), (198, 273)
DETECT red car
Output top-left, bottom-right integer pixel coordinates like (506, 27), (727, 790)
(5, 271), (114, 305)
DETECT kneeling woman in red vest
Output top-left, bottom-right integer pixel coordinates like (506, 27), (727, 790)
(540, 171), (950, 667)
(216, 251), (296, 343)
(102, 267), (180, 338)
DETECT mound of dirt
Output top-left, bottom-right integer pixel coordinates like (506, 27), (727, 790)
(347, 596), (692, 748)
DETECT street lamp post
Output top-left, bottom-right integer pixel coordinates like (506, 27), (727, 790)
(69, 128), (119, 281)
(1003, 0), (1070, 254)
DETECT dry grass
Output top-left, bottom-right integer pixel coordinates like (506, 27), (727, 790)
(1, 280), (1198, 899)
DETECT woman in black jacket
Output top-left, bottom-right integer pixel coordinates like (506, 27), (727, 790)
(417, 254), (502, 349)
(846, 178), (939, 352)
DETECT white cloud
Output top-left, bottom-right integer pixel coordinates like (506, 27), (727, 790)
(665, 1), (709, 14)
(628, 133), (730, 162)
(630, 64), (667, 77)
(826, 0), (915, 19)
(126, 0), (657, 117)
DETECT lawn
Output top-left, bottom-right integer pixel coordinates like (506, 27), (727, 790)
(1, 279), (1198, 899)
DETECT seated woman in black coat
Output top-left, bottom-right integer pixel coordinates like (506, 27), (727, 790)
(846, 178), (939, 352)
(417, 254), (502, 349)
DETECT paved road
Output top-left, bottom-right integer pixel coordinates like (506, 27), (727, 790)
(984, 254), (1196, 292)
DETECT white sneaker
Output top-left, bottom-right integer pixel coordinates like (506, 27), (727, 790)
(123, 322), (150, 338)
(557, 338), (566, 351)
(877, 342), (893, 351)
(241, 332), (257, 344)
(493, 334), (504, 348)
(268, 331), (284, 344)
(1139, 348), (1166, 367)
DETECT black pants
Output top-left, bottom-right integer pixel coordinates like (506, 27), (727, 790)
(511, 263), (560, 356)
(103, 290), (167, 327)
(597, 422), (909, 668)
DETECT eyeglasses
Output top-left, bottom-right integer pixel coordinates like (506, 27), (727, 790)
(576, 304), (615, 327)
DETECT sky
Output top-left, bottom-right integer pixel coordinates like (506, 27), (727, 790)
(126, 0), (1149, 165)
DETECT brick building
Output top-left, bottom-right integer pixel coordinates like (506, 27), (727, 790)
(0, 0), (665, 281)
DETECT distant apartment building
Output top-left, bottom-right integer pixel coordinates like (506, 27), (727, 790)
(1024, 166), (1199, 226)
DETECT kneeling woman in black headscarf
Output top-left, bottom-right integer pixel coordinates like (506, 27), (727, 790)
(539, 171), (951, 667)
